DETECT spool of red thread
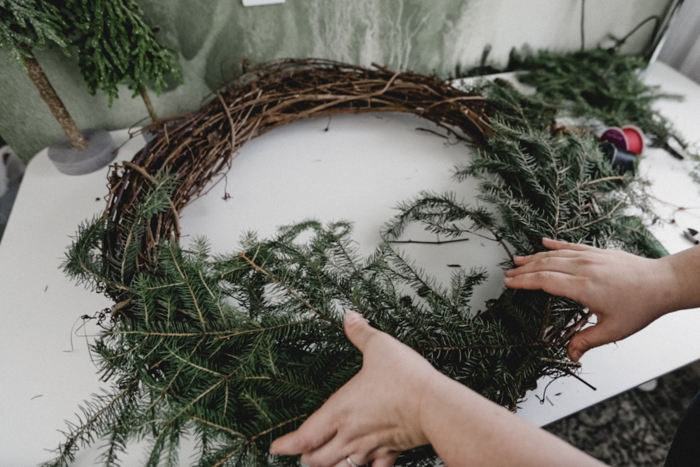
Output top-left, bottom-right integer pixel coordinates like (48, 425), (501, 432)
(621, 125), (645, 155)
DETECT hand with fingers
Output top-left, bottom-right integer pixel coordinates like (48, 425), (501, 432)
(504, 238), (695, 361)
(270, 311), (433, 467)
(270, 311), (605, 467)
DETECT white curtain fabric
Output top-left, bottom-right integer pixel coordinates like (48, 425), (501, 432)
(658, 0), (700, 84)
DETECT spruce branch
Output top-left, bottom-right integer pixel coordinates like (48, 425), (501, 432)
(237, 252), (343, 332)
(122, 162), (180, 238)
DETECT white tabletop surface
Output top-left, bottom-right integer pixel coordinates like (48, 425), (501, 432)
(1, 61), (700, 465)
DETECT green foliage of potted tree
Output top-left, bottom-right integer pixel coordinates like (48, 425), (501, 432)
(0, 0), (182, 174)
(67, 0), (182, 124)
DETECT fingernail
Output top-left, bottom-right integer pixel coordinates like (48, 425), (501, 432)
(345, 312), (361, 325)
(513, 256), (523, 262)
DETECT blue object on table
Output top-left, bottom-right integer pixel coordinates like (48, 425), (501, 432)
(600, 142), (636, 174)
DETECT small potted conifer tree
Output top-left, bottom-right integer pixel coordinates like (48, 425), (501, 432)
(68, 0), (182, 124)
(0, 0), (181, 175)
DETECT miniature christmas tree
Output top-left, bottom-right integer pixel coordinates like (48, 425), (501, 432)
(67, 0), (182, 123)
(0, 0), (88, 150)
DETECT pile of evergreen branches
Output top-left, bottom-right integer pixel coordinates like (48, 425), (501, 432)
(517, 48), (690, 159)
(51, 54), (671, 466)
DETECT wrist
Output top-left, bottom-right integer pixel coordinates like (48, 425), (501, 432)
(416, 370), (480, 451)
(650, 256), (684, 316)
(415, 370), (451, 447)
(657, 246), (700, 312)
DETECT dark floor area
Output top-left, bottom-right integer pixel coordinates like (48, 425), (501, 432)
(545, 365), (700, 466)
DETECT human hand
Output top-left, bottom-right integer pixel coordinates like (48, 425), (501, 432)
(504, 238), (680, 361)
(270, 311), (440, 467)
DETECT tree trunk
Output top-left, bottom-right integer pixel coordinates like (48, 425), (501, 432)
(22, 46), (89, 151)
(140, 86), (159, 123)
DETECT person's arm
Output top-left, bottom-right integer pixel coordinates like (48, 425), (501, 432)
(270, 312), (604, 467)
(504, 238), (700, 361)
(419, 367), (604, 467)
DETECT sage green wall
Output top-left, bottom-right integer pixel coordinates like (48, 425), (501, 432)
(0, 0), (670, 162)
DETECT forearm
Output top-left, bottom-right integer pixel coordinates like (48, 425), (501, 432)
(659, 245), (700, 313)
(419, 375), (605, 467)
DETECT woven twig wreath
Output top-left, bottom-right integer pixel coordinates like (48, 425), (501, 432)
(58, 58), (656, 466)
(103, 59), (491, 264)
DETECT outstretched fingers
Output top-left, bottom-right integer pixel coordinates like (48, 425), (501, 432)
(301, 434), (367, 467)
(507, 255), (584, 277)
(542, 238), (591, 251)
(512, 238), (591, 268)
(270, 411), (338, 456)
(504, 270), (586, 302)
(304, 435), (399, 467)
(513, 249), (581, 266)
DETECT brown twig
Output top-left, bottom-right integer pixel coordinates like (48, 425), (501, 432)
(388, 238), (471, 245)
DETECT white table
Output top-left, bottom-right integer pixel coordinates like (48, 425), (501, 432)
(1, 61), (700, 465)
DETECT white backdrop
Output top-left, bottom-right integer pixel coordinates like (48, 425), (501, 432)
(659, 0), (700, 83)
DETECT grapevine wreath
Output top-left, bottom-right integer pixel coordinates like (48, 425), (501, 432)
(54, 58), (668, 466)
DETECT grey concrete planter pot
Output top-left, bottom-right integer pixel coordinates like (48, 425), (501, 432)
(48, 129), (118, 175)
